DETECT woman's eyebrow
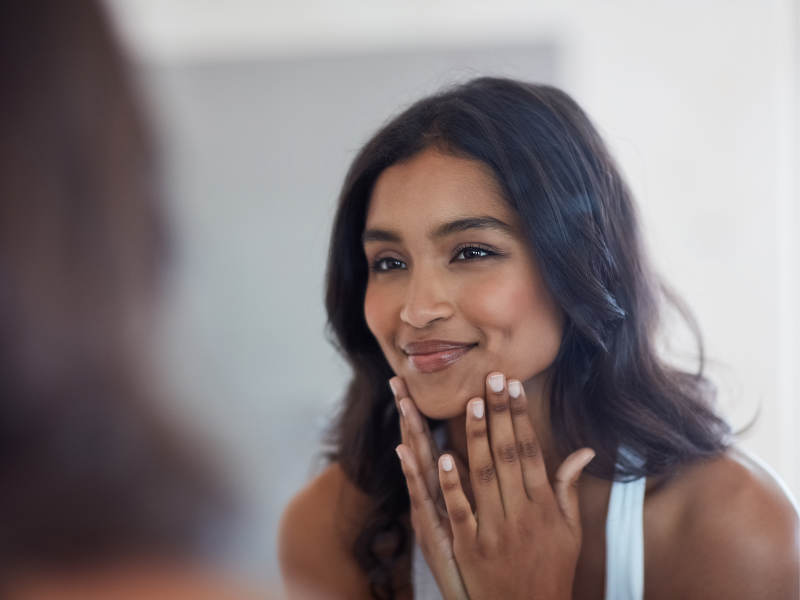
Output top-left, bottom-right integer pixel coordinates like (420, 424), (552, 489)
(362, 228), (402, 244)
(362, 217), (513, 245)
(430, 216), (514, 240)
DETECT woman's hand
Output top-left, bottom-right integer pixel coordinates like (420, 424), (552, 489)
(391, 377), (470, 600)
(395, 372), (594, 600)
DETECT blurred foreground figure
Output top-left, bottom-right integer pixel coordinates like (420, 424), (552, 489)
(0, 1), (267, 597)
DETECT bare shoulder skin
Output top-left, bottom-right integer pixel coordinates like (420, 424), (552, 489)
(644, 447), (799, 600)
(279, 463), (379, 600)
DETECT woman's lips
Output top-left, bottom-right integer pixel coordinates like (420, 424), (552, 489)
(402, 340), (475, 373)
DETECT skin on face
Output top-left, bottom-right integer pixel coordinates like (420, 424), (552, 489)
(363, 147), (564, 419)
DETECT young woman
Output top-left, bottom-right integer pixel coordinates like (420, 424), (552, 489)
(279, 78), (799, 600)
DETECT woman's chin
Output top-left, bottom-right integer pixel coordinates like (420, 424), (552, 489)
(406, 383), (485, 420)
(403, 371), (489, 419)
(414, 400), (467, 421)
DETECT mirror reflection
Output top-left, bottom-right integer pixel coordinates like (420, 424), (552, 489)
(1, 0), (798, 598)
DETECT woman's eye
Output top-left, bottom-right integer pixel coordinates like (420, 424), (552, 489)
(455, 246), (493, 260)
(373, 257), (407, 271)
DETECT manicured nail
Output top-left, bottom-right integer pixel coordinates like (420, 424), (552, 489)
(508, 381), (521, 398)
(442, 456), (453, 472)
(489, 374), (504, 393)
(389, 380), (397, 396)
(396, 446), (403, 460)
(398, 398), (406, 417)
(472, 399), (484, 419)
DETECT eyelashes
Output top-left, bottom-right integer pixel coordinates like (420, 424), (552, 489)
(371, 256), (407, 272)
(452, 243), (497, 261)
(369, 244), (503, 272)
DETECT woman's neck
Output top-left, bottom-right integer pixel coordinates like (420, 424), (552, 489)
(444, 373), (563, 482)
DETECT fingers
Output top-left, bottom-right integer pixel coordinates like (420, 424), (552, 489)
(400, 396), (442, 501)
(390, 376), (411, 448)
(438, 454), (477, 543)
(450, 450), (476, 509)
(554, 448), (595, 534)
(465, 396), (505, 524)
(483, 372), (527, 512)
(506, 379), (550, 501)
(399, 443), (471, 600)
(389, 376), (410, 405)
(391, 377), (442, 502)
(397, 444), (447, 539)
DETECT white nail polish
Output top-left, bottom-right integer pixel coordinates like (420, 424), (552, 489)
(489, 374), (504, 393)
(442, 456), (453, 472)
(398, 399), (406, 416)
(389, 380), (397, 396)
(472, 400), (484, 419)
(508, 381), (521, 398)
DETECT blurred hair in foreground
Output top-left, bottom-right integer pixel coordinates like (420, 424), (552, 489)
(0, 0), (266, 597)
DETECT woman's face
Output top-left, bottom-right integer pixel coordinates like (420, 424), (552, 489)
(363, 148), (564, 419)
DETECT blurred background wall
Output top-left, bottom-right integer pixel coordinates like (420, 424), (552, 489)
(105, 0), (799, 580)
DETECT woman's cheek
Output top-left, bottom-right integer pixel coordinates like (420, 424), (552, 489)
(363, 284), (379, 333)
(460, 269), (533, 337)
(461, 268), (563, 377)
(364, 283), (400, 367)
(508, 283), (564, 378)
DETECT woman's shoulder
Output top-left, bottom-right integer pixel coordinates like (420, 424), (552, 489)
(644, 446), (799, 599)
(279, 462), (373, 600)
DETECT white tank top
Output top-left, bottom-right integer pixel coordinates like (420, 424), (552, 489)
(411, 475), (647, 600)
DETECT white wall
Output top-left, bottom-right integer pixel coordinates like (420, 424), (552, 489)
(107, 0), (800, 577)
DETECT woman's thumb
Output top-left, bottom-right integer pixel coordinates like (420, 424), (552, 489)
(554, 448), (595, 534)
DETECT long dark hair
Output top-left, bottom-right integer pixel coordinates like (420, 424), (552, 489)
(0, 0), (223, 569)
(326, 77), (730, 598)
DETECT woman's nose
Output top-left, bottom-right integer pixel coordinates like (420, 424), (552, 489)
(399, 268), (454, 328)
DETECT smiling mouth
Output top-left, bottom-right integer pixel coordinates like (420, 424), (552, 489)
(402, 340), (476, 373)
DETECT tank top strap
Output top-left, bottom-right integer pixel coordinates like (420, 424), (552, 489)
(605, 475), (646, 600)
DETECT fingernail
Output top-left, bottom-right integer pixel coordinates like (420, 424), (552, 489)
(472, 399), (484, 419)
(396, 446), (403, 460)
(398, 398), (406, 417)
(489, 374), (504, 393)
(442, 456), (453, 472)
(508, 381), (521, 398)
(389, 380), (397, 396)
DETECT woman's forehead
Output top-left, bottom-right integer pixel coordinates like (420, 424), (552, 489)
(365, 148), (516, 232)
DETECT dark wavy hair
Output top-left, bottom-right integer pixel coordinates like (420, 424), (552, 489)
(325, 77), (730, 599)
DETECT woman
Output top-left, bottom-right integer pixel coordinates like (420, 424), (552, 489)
(0, 0), (264, 597)
(280, 78), (799, 599)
